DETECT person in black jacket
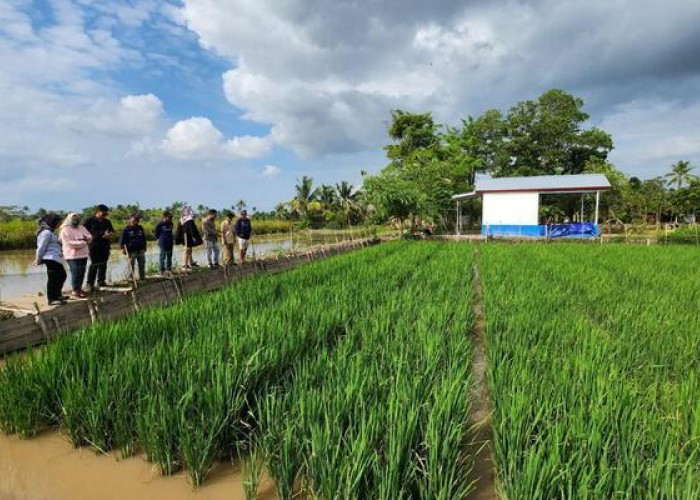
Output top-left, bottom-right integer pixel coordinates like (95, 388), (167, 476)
(234, 210), (252, 264)
(83, 204), (114, 290)
(155, 211), (174, 276)
(119, 213), (147, 280)
(175, 205), (203, 271)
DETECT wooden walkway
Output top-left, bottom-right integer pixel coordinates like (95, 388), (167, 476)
(0, 239), (375, 356)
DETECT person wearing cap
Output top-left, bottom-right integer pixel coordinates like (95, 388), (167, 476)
(35, 213), (68, 306)
(202, 209), (220, 269)
(234, 209), (252, 264)
(220, 211), (236, 267)
(59, 212), (92, 298)
(119, 213), (147, 281)
(84, 204), (115, 290)
(155, 210), (174, 277)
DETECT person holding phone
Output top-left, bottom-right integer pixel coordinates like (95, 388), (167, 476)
(84, 204), (115, 290)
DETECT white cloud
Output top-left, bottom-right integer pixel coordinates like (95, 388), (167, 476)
(225, 135), (273, 159)
(59, 94), (164, 137)
(161, 117), (223, 159)
(261, 164), (281, 178)
(160, 117), (272, 160)
(180, 0), (700, 174)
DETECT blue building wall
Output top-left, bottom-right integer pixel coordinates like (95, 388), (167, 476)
(482, 223), (598, 239)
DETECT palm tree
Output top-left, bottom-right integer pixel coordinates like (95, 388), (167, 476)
(318, 184), (337, 209)
(335, 181), (358, 226)
(292, 176), (318, 217)
(665, 160), (695, 189)
(235, 200), (247, 213)
(274, 202), (290, 220)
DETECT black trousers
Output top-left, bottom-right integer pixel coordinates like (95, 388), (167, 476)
(87, 248), (110, 286)
(42, 259), (67, 302)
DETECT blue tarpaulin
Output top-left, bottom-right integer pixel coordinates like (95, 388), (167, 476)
(483, 224), (598, 239)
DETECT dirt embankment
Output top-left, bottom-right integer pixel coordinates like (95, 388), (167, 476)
(466, 257), (499, 500)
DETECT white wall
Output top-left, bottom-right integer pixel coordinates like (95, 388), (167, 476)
(482, 192), (539, 226)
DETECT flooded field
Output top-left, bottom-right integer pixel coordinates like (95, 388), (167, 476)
(0, 432), (276, 500)
(0, 232), (348, 302)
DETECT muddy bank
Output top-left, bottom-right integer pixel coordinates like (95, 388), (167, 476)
(0, 432), (276, 500)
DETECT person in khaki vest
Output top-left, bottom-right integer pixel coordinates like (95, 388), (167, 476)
(220, 211), (236, 267)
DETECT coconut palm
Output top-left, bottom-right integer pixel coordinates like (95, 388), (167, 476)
(335, 181), (359, 226)
(292, 176), (319, 218)
(665, 160), (695, 189)
(318, 184), (337, 210)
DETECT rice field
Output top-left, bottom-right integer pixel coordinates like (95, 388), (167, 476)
(481, 244), (700, 498)
(2, 241), (700, 499)
(0, 241), (476, 498)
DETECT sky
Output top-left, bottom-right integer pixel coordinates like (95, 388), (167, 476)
(1, 0), (700, 211)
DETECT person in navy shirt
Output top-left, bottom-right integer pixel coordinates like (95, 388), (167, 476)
(155, 211), (174, 276)
(234, 210), (252, 264)
(119, 213), (147, 281)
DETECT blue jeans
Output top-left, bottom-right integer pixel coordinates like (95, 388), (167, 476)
(67, 258), (88, 292)
(205, 240), (220, 265)
(159, 247), (172, 271)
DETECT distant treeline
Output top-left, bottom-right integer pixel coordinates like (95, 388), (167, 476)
(0, 206), (298, 250)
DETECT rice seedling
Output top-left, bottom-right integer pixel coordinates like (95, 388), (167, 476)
(252, 243), (476, 498)
(1, 241), (478, 493)
(481, 243), (700, 498)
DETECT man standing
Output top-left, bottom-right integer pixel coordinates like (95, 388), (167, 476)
(119, 213), (147, 281)
(155, 211), (174, 277)
(220, 211), (236, 267)
(234, 209), (252, 264)
(84, 204), (114, 290)
(202, 209), (220, 269)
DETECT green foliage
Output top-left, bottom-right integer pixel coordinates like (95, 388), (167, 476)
(0, 242), (476, 498)
(482, 244), (700, 498)
(484, 89), (613, 177)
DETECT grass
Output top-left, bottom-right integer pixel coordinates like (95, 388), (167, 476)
(0, 241), (477, 496)
(481, 243), (700, 498)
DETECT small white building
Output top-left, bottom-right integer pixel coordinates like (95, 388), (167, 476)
(452, 174), (611, 238)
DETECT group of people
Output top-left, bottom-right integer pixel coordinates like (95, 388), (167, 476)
(35, 204), (253, 306)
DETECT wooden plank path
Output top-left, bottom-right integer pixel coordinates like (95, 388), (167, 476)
(0, 238), (376, 356)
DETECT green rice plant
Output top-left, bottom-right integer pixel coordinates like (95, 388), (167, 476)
(252, 243), (476, 498)
(0, 241), (478, 495)
(482, 243), (700, 498)
(238, 445), (263, 500)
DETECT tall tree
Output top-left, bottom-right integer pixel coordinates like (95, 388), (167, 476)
(665, 160), (695, 189)
(472, 89), (613, 177)
(291, 176), (319, 220)
(317, 184), (337, 209)
(335, 181), (358, 226)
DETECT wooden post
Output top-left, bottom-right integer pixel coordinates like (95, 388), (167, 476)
(86, 300), (98, 324)
(130, 290), (140, 311)
(33, 302), (49, 340)
(124, 245), (138, 290)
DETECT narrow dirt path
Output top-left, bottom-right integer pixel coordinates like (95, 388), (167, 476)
(466, 251), (499, 500)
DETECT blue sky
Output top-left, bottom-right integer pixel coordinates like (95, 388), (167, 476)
(1, 0), (700, 211)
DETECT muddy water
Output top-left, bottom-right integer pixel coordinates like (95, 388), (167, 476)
(0, 432), (277, 500)
(0, 233), (346, 303)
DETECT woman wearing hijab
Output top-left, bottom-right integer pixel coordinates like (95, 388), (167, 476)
(35, 213), (68, 305)
(59, 212), (92, 298)
(174, 205), (203, 271)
